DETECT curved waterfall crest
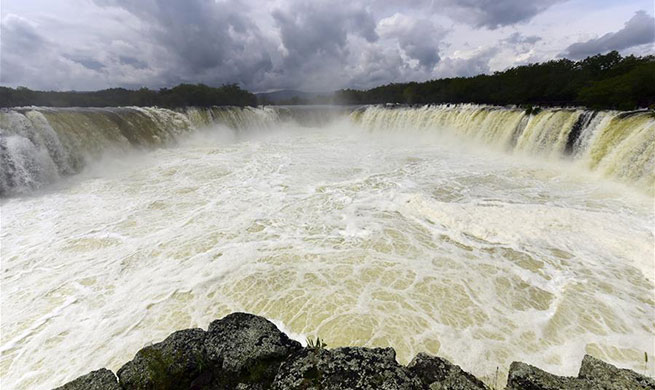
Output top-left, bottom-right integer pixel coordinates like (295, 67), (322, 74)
(1, 104), (653, 196)
(351, 105), (655, 193)
(0, 106), (281, 196)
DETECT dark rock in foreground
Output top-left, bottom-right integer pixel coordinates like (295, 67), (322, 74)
(407, 353), (487, 389)
(206, 312), (302, 387)
(578, 354), (655, 389)
(53, 312), (654, 390)
(116, 328), (209, 389)
(506, 355), (655, 390)
(272, 346), (422, 389)
(506, 362), (584, 390)
(54, 368), (120, 390)
(115, 313), (301, 390)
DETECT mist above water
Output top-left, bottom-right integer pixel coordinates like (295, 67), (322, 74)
(1, 106), (653, 389)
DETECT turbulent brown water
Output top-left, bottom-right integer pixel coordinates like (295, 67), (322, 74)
(1, 105), (653, 389)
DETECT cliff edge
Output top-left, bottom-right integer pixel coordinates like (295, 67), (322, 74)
(54, 312), (654, 390)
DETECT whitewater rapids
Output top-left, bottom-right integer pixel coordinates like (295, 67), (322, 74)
(1, 105), (654, 389)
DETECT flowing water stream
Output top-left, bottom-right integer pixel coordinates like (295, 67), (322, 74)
(1, 105), (654, 389)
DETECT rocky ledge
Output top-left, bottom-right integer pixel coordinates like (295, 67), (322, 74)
(55, 312), (654, 390)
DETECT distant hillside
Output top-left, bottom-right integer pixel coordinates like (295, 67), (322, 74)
(256, 90), (333, 104)
(336, 51), (655, 110)
(4, 52), (651, 110)
(0, 83), (257, 108)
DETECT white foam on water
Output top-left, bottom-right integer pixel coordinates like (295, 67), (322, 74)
(269, 319), (308, 347)
(1, 118), (653, 389)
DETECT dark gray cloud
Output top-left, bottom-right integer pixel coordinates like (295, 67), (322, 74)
(93, 0), (275, 87)
(2, 0), (650, 91)
(562, 10), (655, 59)
(1, 6), (163, 90)
(375, 0), (565, 29)
(119, 56), (149, 70)
(269, 0), (378, 88)
(90, 0), (385, 90)
(503, 32), (542, 45)
(445, 0), (564, 29)
(435, 47), (499, 78)
(1, 14), (69, 88)
(378, 14), (445, 69)
(64, 55), (106, 71)
(1, 14), (46, 56)
(1, 15), (42, 86)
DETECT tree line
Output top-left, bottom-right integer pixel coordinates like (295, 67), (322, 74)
(0, 83), (257, 108)
(335, 51), (655, 110)
(2, 52), (653, 110)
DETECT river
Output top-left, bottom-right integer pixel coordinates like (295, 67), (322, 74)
(1, 105), (653, 389)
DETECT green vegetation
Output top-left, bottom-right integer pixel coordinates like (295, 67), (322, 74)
(302, 336), (327, 388)
(3, 52), (653, 110)
(306, 337), (327, 351)
(0, 83), (257, 108)
(646, 352), (649, 375)
(335, 51), (655, 110)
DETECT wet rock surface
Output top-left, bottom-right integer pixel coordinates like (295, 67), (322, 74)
(407, 353), (487, 390)
(53, 368), (120, 390)
(116, 328), (209, 390)
(271, 346), (423, 390)
(205, 312), (303, 388)
(506, 355), (655, 390)
(506, 361), (585, 390)
(52, 312), (654, 390)
(578, 354), (655, 390)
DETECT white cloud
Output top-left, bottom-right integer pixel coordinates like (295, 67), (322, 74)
(561, 10), (655, 59)
(377, 13), (447, 70)
(1, 0), (652, 91)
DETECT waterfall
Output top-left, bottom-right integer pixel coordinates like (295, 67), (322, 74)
(352, 105), (655, 193)
(0, 106), (281, 196)
(183, 106), (281, 130)
(2, 104), (653, 196)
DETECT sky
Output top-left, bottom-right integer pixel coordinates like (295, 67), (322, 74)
(1, 0), (653, 92)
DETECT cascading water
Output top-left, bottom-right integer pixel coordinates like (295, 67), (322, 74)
(2, 104), (653, 196)
(352, 105), (655, 193)
(0, 106), (282, 196)
(1, 104), (653, 390)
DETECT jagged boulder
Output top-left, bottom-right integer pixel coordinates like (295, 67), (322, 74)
(407, 353), (487, 390)
(117, 328), (210, 390)
(578, 354), (655, 390)
(506, 361), (585, 389)
(506, 356), (655, 390)
(51, 312), (655, 390)
(115, 313), (302, 390)
(271, 346), (424, 390)
(53, 368), (120, 390)
(204, 312), (303, 388)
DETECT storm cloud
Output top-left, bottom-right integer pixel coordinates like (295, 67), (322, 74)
(439, 0), (565, 29)
(377, 14), (446, 69)
(92, 0), (276, 86)
(562, 11), (655, 59)
(268, 1), (379, 89)
(372, 0), (564, 29)
(435, 46), (500, 78)
(1, 0), (653, 91)
(503, 32), (542, 45)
